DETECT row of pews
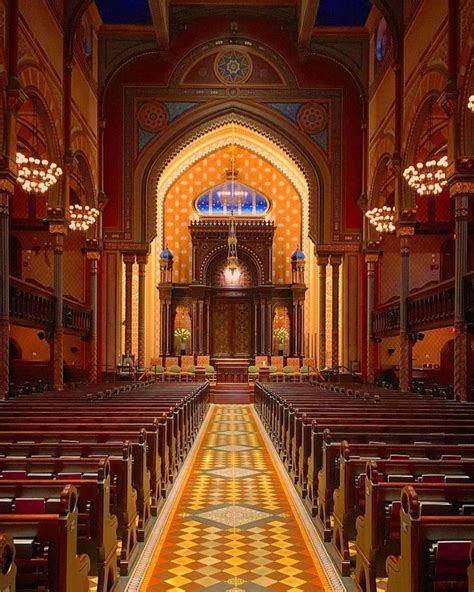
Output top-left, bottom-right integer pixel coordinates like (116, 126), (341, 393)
(255, 380), (474, 591)
(0, 378), (209, 592)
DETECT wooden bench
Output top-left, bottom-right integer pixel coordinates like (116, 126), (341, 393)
(0, 484), (90, 592)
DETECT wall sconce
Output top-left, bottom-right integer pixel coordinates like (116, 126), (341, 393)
(409, 332), (425, 342)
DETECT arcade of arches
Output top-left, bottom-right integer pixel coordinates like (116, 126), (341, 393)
(1, 0), (474, 590)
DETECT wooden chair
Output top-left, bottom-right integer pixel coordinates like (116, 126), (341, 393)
(255, 356), (269, 368)
(286, 357), (301, 370)
(117, 355), (136, 380)
(164, 364), (181, 382)
(180, 355), (194, 369)
(270, 356), (284, 371)
(248, 365), (259, 383)
(164, 357), (179, 369)
(196, 355), (210, 368)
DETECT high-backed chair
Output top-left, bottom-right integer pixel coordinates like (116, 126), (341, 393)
(181, 355), (194, 369)
(165, 364), (182, 382)
(204, 365), (217, 383)
(117, 355), (136, 380)
(165, 357), (179, 369)
(152, 364), (165, 381)
(182, 364), (196, 382)
(255, 356), (269, 368)
(286, 357), (301, 370)
(283, 365), (300, 382)
(196, 355), (210, 368)
(270, 356), (284, 371)
(248, 365), (259, 383)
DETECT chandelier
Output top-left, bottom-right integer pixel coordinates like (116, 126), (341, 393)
(468, 95), (474, 113)
(403, 101), (448, 196)
(16, 99), (62, 194)
(366, 206), (395, 233)
(68, 204), (99, 232)
(227, 210), (239, 274)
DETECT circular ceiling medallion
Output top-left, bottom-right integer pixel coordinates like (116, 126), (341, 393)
(297, 102), (328, 134)
(215, 50), (253, 84)
(137, 101), (168, 133)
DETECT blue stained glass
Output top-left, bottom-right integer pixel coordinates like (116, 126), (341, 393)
(196, 194), (210, 213)
(255, 194), (268, 213)
(241, 191), (253, 213)
(212, 191), (224, 213)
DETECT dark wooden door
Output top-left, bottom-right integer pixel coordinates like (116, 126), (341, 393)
(211, 298), (253, 357)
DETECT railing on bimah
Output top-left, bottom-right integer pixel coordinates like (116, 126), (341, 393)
(9, 276), (92, 335)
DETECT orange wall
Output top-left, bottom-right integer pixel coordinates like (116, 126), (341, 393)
(163, 146), (302, 285)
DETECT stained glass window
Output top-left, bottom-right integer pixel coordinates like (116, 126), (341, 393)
(195, 182), (270, 216)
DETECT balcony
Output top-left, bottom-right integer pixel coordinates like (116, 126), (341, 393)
(372, 277), (459, 338)
(9, 277), (92, 335)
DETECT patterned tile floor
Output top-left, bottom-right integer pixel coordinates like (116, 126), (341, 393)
(139, 405), (332, 591)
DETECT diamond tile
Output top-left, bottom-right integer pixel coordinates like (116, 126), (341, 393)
(195, 505), (273, 528)
(207, 467), (261, 479)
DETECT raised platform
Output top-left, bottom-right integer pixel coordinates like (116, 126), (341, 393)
(210, 383), (254, 404)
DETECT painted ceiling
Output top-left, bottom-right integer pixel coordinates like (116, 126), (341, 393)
(95, 0), (372, 27)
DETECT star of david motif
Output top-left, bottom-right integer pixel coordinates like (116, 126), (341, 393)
(215, 50), (252, 84)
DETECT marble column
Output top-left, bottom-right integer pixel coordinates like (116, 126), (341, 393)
(399, 233), (413, 392)
(86, 250), (100, 383)
(317, 255), (329, 369)
(51, 232), (65, 391)
(365, 254), (378, 383)
(453, 191), (470, 401)
(0, 192), (10, 398)
(330, 255), (342, 369)
(137, 255), (147, 370)
(123, 254), (135, 357)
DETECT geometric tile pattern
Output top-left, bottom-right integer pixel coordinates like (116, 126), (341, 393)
(140, 405), (330, 591)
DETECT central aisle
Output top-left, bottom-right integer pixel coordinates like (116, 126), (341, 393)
(138, 405), (335, 591)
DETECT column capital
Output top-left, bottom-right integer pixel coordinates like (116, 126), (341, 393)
(364, 253), (380, 264)
(316, 253), (329, 267)
(447, 158), (474, 195)
(396, 212), (416, 238)
(47, 207), (68, 235)
(122, 253), (136, 266)
(136, 254), (148, 266)
(330, 254), (343, 267)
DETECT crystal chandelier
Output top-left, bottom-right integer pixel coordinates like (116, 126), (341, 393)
(16, 99), (63, 194)
(68, 204), (99, 232)
(468, 95), (474, 113)
(366, 206), (395, 233)
(403, 102), (448, 196)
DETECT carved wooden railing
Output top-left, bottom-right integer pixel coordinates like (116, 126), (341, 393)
(373, 278), (457, 337)
(9, 277), (92, 335)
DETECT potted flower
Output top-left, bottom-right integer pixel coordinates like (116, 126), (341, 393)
(174, 328), (191, 355)
(273, 327), (289, 356)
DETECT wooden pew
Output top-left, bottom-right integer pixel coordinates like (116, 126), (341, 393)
(385, 486), (474, 592)
(0, 485), (90, 592)
(353, 461), (474, 592)
(330, 456), (474, 575)
(468, 541), (474, 592)
(0, 533), (16, 592)
(0, 459), (118, 591)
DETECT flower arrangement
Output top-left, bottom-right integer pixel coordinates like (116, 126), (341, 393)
(174, 328), (191, 343)
(273, 327), (289, 345)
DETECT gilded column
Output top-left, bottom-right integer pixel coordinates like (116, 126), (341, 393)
(398, 230), (414, 392)
(123, 254), (135, 357)
(0, 192), (10, 398)
(137, 255), (147, 370)
(452, 187), (470, 400)
(86, 249), (100, 383)
(365, 254), (378, 383)
(317, 255), (329, 369)
(330, 255), (342, 369)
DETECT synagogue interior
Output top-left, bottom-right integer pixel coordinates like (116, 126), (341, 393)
(1, 0), (474, 590)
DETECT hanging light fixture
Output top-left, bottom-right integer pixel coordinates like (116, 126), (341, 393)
(16, 98), (63, 194)
(366, 161), (395, 233)
(468, 95), (474, 113)
(403, 101), (448, 196)
(68, 204), (99, 232)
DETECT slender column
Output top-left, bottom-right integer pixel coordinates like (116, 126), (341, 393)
(0, 193), (10, 398)
(87, 251), (100, 383)
(366, 254), (378, 383)
(330, 255), (342, 369)
(254, 301), (258, 355)
(399, 233), (413, 392)
(51, 232), (65, 390)
(205, 300), (210, 354)
(137, 255), (147, 370)
(166, 303), (172, 355)
(266, 301), (273, 356)
(290, 302), (297, 356)
(453, 191), (470, 400)
(198, 300), (204, 354)
(123, 254), (134, 356)
(260, 301), (266, 354)
(317, 255), (328, 369)
(298, 302), (304, 357)
(160, 302), (167, 356)
(192, 301), (198, 354)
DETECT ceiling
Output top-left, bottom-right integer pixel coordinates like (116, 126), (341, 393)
(95, 0), (372, 27)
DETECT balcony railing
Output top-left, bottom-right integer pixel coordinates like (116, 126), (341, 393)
(373, 277), (457, 338)
(9, 277), (92, 335)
